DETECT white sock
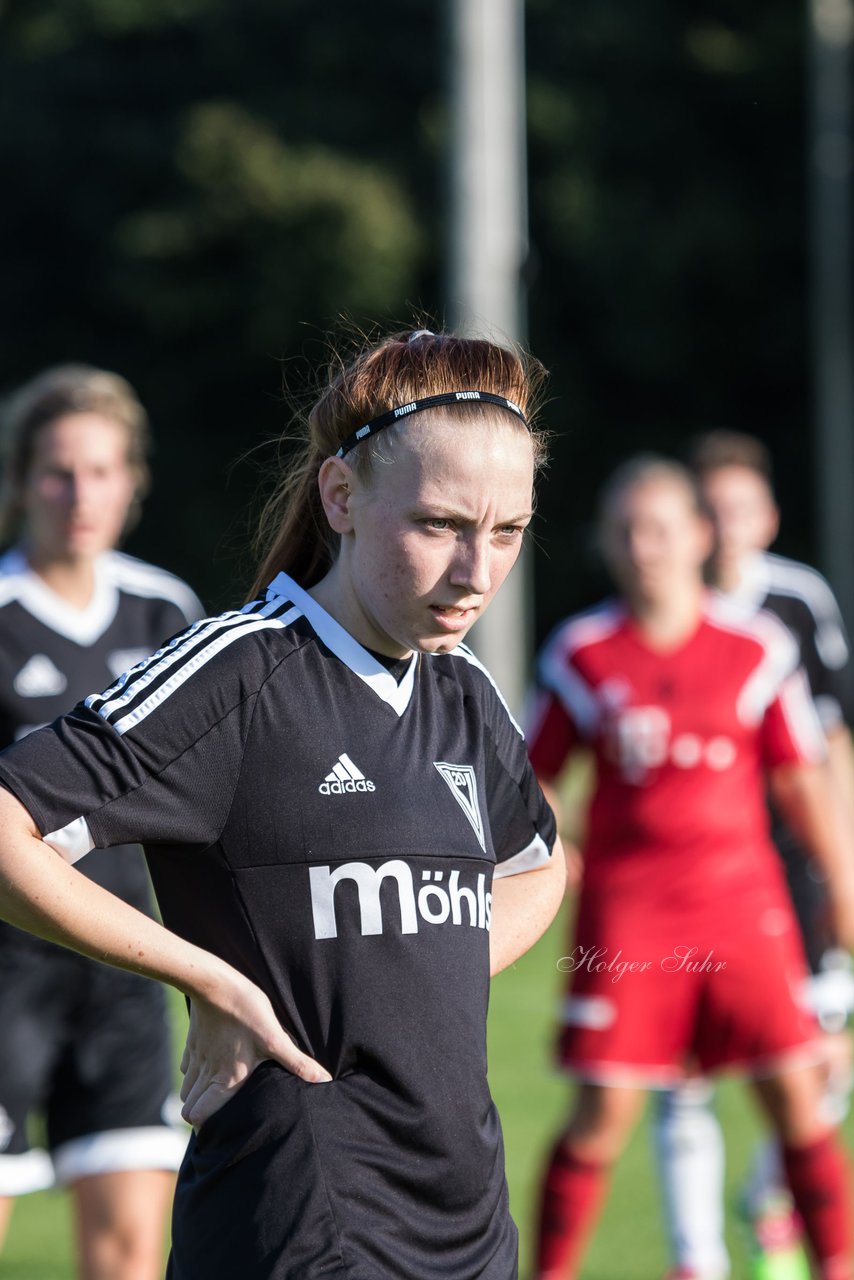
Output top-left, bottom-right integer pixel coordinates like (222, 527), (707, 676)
(652, 1081), (730, 1278)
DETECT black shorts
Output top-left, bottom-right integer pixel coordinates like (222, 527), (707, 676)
(0, 928), (186, 1193)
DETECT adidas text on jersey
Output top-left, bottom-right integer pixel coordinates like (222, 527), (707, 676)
(318, 752), (376, 794)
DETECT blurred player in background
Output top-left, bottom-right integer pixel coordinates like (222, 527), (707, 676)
(526, 456), (854, 1280)
(652, 431), (854, 1280)
(0, 366), (202, 1280)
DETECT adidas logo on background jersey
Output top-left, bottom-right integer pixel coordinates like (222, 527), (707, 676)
(319, 753), (376, 795)
(13, 654), (67, 698)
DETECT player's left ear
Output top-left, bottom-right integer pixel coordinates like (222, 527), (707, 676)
(317, 457), (356, 534)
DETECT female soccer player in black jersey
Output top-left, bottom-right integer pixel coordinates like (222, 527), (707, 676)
(0, 330), (566, 1280)
(0, 365), (201, 1279)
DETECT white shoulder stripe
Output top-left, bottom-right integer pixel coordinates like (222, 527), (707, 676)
(776, 667), (826, 763)
(764, 553), (844, 620)
(539, 641), (600, 735)
(449, 643), (524, 737)
(86, 601), (300, 735)
(106, 552), (204, 619)
(552, 601), (624, 656)
(110, 611), (300, 735)
(88, 609), (248, 716)
(536, 605), (622, 735)
(705, 599), (800, 725)
(762, 554), (850, 669)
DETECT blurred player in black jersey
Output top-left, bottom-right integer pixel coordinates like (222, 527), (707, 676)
(653, 430), (854, 1280)
(0, 329), (566, 1280)
(0, 366), (202, 1279)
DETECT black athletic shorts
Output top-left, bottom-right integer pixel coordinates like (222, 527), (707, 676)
(0, 927), (186, 1193)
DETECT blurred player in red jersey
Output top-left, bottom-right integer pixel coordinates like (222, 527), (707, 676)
(652, 432), (854, 1280)
(526, 456), (854, 1280)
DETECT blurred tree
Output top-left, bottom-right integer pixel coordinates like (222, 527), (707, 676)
(0, 0), (435, 606)
(525, 0), (810, 635)
(0, 0), (812, 638)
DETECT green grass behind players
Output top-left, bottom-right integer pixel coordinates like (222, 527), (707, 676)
(3, 919), (852, 1277)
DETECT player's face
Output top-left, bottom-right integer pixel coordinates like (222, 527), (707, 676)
(700, 465), (779, 580)
(330, 415), (535, 657)
(23, 413), (137, 563)
(604, 478), (712, 606)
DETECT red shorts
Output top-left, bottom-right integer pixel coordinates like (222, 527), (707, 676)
(558, 878), (821, 1085)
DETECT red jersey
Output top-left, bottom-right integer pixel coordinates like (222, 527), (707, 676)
(527, 595), (825, 907)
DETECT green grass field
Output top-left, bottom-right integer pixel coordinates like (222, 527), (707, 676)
(3, 911), (852, 1277)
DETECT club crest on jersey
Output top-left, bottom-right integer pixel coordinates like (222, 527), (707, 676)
(433, 761), (485, 851)
(318, 753), (376, 795)
(13, 654), (67, 698)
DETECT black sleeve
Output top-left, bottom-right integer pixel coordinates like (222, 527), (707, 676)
(796, 589), (853, 731)
(0, 617), (279, 859)
(472, 665), (557, 878)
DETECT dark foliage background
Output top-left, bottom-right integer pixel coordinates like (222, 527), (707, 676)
(0, 0), (814, 639)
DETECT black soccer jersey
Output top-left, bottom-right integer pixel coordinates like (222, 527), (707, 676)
(0, 548), (202, 914)
(0, 571), (556, 1280)
(721, 551), (852, 733)
(719, 550), (853, 960)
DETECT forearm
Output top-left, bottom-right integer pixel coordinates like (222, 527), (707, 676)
(827, 726), (854, 855)
(538, 774), (585, 889)
(489, 837), (567, 976)
(769, 763), (849, 881)
(0, 788), (231, 1004)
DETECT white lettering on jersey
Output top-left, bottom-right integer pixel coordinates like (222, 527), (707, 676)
(433, 761), (485, 850)
(309, 860), (491, 939)
(604, 706), (671, 783)
(604, 706), (738, 784)
(13, 654), (67, 698)
(318, 753), (377, 795)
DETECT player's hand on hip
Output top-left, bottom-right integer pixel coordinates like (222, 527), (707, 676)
(179, 972), (331, 1128)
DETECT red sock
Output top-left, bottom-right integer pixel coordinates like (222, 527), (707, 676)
(534, 1138), (610, 1279)
(783, 1133), (853, 1279)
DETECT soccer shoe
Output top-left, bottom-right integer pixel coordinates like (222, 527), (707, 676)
(747, 1247), (811, 1280)
(743, 1195), (810, 1280)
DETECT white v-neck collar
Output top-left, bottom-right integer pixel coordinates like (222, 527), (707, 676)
(0, 549), (120, 645)
(267, 571), (418, 716)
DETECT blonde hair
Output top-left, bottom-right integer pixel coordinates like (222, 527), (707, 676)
(0, 364), (151, 544)
(250, 328), (548, 596)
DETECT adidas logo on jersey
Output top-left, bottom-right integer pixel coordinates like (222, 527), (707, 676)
(13, 654), (67, 698)
(318, 753), (376, 795)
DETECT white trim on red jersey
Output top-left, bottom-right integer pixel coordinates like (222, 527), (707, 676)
(538, 601), (624, 734)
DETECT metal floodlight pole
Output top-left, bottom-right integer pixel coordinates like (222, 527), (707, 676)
(808, 0), (854, 640)
(448, 0), (531, 715)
